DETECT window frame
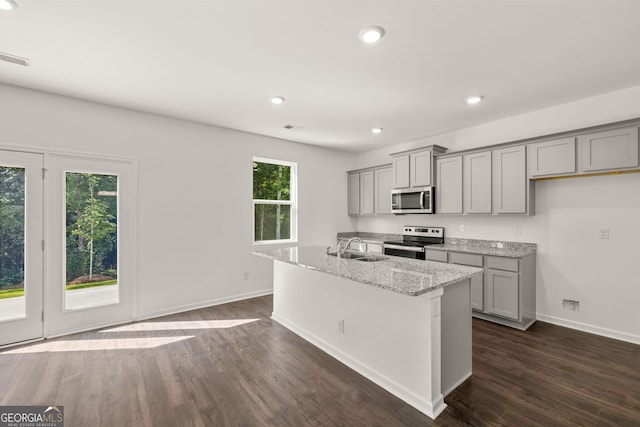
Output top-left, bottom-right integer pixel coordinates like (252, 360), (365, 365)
(252, 156), (297, 245)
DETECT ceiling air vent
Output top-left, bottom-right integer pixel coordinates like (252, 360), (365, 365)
(0, 51), (29, 67)
(283, 124), (303, 131)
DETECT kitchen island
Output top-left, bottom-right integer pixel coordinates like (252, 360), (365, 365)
(253, 246), (483, 419)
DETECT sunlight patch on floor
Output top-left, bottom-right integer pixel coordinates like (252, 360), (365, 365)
(99, 318), (261, 333)
(2, 336), (194, 354)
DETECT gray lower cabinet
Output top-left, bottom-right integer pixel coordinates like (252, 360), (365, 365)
(485, 269), (519, 320)
(337, 239), (383, 254)
(446, 252), (484, 312)
(430, 249), (536, 330)
(470, 274), (484, 311)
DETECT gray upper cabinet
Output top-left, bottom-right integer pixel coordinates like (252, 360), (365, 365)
(392, 155), (410, 188)
(374, 167), (392, 214)
(347, 165), (392, 216)
(528, 137), (576, 177)
(360, 170), (375, 215)
(347, 172), (360, 215)
(391, 145), (447, 189)
(463, 151), (492, 214)
(410, 149), (433, 187)
(436, 156), (463, 214)
(579, 126), (639, 172)
(492, 145), (527, 214)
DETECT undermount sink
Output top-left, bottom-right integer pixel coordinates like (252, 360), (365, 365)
(328, 252), (387, 262)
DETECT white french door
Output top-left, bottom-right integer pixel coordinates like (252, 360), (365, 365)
(45, 154), (137, 337)
(0, 151), (44, 346)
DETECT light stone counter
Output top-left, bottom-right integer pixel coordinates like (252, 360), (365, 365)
(253, 245), (483, 296)
(427, 239), (536, 258)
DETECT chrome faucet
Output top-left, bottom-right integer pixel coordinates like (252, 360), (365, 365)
(338, 237), (362, 257)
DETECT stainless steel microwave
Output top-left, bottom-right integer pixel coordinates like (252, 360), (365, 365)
(391, 187), (434, 214)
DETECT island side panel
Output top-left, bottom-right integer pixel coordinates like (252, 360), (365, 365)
(271, 260), (449, 419)
(441, 278), (472, 395)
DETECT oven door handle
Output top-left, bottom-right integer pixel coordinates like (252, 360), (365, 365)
(384, 244), (425, 252)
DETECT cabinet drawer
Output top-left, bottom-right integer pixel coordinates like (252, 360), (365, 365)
(486, 256), (519, 272)
(425, 250), (448, 262)
(449, 252), (483, 267)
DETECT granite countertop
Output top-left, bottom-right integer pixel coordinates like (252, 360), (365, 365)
(426, 239), (536, 258)
(337, 232), (536, 258)
(253, 246), (483, 297)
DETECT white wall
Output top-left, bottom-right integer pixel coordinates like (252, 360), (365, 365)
(0, 83), (357, 319)
(356, 85), (640, 344)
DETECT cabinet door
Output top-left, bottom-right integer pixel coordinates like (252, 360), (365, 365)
(392, 155), (410, 188)
(348, 172), (360, 215)
(580, 127), (639, 172)
(374, 167), (392, 214)
(410, 149), (433, 187)
(470, 274), (484, 311)
(360, 170), (375, 215)
(486, 269), (519, 320)
(436, 156), (463, 214)
(463, 151), (492, 213)
(492, 145), (526, 214)
(528, 137), (576, 177)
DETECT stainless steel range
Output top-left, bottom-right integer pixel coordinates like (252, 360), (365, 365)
(383, 226), (444, 260)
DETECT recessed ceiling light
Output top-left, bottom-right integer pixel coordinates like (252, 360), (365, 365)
(0, 0), (18, 11)
(466, 95), (484, 105)
(271, 96), (285, 105)
(359, 26), (385, 44)
(371, 127), (383, 134)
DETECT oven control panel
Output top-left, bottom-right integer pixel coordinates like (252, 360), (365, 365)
(403, 226), (444, 238)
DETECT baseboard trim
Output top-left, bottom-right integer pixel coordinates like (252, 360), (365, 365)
(536, 313), (640, 345)
(137, 289), (273, 321)
(271, 312), (446, 420)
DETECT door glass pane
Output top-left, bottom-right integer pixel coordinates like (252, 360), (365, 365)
(0, 167), (26, 321)
(65, 173), (118, 310)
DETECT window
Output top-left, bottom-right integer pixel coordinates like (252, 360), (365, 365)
(253, 157), (297, 244)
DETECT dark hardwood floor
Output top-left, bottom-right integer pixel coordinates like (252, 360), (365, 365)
(1, 295), (638, 426)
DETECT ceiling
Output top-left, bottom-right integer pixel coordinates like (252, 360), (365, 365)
(1, 1), (640, 152)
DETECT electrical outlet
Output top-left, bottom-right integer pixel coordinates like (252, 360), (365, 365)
(459, 224), (465, 232)
(242, 271), (250, 280)
(338, 319), (345, 334)
(515, 226), (522, 235)
(562, 299), (580, 311)
(598, 228), (610, 240)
